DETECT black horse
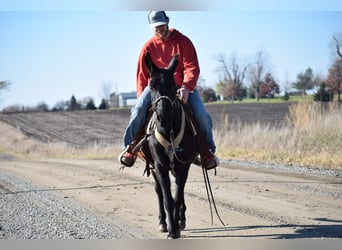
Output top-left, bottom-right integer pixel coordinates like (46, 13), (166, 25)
(139, 53), (198, 239)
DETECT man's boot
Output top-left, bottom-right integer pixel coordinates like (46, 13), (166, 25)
(201, 149), (219, 170)
(192, 129), (219, 170)
(118, 144), (138, 167)
(118, 125), (146, 167)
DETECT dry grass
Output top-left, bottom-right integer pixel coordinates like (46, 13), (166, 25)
(1, 101), (341, 169)
(215, 101), (342, 169)
(0, 121), (120, 160)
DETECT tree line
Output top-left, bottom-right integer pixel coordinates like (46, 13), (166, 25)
(0, 95), (110, 113)
(198, 34), (342, 103)
(0, 81), (114, 113)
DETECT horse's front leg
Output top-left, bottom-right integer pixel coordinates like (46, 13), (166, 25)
(151, 171), (167, 232)
(179, 201), (187, 230)
(155, 166), (178, 239)
(174, 166), (189, 232)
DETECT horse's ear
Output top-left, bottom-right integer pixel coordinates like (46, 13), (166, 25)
(167, 54), (179, 73)
(144, 52), (156, 74)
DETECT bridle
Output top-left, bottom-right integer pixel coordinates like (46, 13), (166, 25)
(151, 95), (175, 112)
(149, 93), (194, 174)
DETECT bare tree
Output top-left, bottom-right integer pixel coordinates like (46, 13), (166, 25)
(0, 80), (11, 105)
(99, 80), (115, 107)
(330, 34), (342, 104)
(2, 104), (22, 113)
(282, 72), (291, 94)
(35, 102), (49, 112)
(248, 51), (270, 101)
(333, 34), (342, 58)
(215, 53), (250, 101)
(52, 100), (69, 111)
(0, 80), (11, 90)
(326, 58), (342, 103)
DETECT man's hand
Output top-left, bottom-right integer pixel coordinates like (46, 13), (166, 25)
(177, 87), (189, 104)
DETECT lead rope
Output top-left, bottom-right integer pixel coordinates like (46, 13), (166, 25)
(202, 167), (226, 226)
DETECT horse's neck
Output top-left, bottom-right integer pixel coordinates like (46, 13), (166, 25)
(156, 102), (182, 137)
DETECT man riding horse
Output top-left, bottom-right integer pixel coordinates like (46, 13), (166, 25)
(118, 11), (219, 170)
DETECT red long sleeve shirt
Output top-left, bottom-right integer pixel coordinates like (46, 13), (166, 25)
(136, 29), (200, 97)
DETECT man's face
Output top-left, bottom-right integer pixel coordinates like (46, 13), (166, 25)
(153, 24), (169, 39)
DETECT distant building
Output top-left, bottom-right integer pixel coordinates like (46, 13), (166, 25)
(288, 90), (304, 96)
(110, 91), (137, 108)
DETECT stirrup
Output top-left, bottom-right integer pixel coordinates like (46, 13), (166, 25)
(192, 156), (202, 166)
(118, 147), (137, 167)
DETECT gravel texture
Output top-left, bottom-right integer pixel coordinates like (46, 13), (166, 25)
(221, 159), (342, 179)
(1, 156), (341, 239)
(0, 171), (151, 239)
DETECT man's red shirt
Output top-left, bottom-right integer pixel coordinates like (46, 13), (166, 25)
(136, 29), (200, 97)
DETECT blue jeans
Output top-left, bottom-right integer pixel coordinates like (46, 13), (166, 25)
(122, 86), (216, 153)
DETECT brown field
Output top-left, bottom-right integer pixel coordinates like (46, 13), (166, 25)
(0, 103), (291, 148)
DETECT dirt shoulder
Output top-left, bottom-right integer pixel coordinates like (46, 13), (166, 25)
(1, 157), (341, 239)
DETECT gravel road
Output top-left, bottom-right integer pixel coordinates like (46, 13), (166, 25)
(0, 156), (341, 239)
(0, 171), (151, 239)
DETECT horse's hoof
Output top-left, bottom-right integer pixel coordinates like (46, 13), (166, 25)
(167, 230), (180, 239)
(176, 229), (181, 238)
(158, 223), (167, 232)
(179, 220), (186, 230)
(167, 234), (177, 239)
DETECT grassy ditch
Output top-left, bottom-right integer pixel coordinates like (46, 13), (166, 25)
(215, 101), (342, 169)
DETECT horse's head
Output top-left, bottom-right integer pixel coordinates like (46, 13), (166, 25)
(145, 53), (178, 98)
(145, 53), (179, 128)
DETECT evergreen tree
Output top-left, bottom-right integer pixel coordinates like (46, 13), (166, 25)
(98, 98), (108, 110)
(85, 99), (97, 110)
(292, 68), (318, 95)
(282, 90), (290, 101)
(314, 82), (333, 102)
(69, 95), (81, 110)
